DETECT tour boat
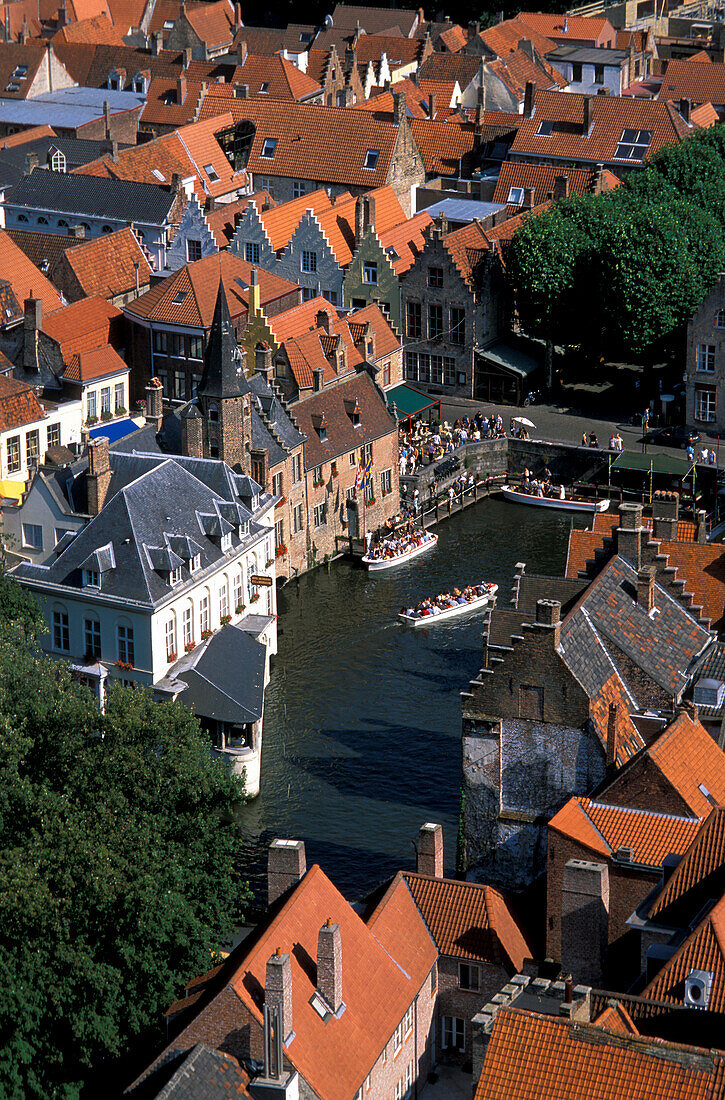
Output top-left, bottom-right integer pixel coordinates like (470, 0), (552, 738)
(500, 485), (610, 515)
(398, 583), (498, 626)
(363, 532), (438, 571)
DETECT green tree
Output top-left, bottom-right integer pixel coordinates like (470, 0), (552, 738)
(0, 578), (248, 1100)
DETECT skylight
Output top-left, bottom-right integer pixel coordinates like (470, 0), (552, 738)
(507, 186), (525, 204)
(151, 168), (166, 182)
(363, 148), (380, 170)
(261, 137), (277, 158)
(203, 163), (219, 181)
(386, 245), (399, 260)
(173, 291), (187, 304)
(614, 128), (653, 161)
(260, 82), (270, 93)
(11, 65), (27, 78)
(537, 121), (554, 136)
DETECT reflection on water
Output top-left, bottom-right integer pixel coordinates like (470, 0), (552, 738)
(237, 498), (586, 903)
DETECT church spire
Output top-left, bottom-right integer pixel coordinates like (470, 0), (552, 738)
(197, 279), (250, 401)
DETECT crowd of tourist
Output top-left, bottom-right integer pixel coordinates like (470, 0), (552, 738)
(401, 582), (496, 620)
(520, 467), (567, 500)
(399, 411), (508, 475)
(365, 524), (434, 561)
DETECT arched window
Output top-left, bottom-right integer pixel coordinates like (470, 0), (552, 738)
(208, 400), (219, 422)
(37, 216), (48, 225)
(80, 223), (91, 234)
(17, 214), (28, 223)
(57, 219), (68, 228)
(164, 615), (177, 660)
(182, 600), (193, 649)
(101, 225), (113, 234)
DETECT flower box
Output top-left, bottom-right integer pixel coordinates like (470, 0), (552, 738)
(184, 641), (196, 653)
(368, 497), (377, 505)
(275, 495), (286, 509)
(200, 629), (213, 640)
(331, 464), (338, 477)
(236, 604), (246, 614)
(115, 406), (127, 417)
(101, 410), (113, 422)
(167, 651), (177, 663)
(114, 660), (134, 671)
(86, 416), (98, 426)
(250, 593), (260, 603)
(220, 614), (232, 626)
(276, 543), (288, 557)
(265, 558), (274, 568)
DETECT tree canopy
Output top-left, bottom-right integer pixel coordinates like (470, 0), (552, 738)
(507, 125), (725, 360)
(0, 578), (248, 1100)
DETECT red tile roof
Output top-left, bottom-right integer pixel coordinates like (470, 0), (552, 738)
(198, 95), (408, 189)
(659, 58), (725, 106)
(125, 251), (299, 328)
(0, 230), (62, 316)
(63, 344), (127, 382)
(42, 296), (123, 356)
(266, 296), (339, 344)
(0, 375), (45, 431)
(443, 220), (489, 283)
(594, 1003), (640, 1034)
(510, 89), (690, 165)
(691, 101), (719, 128)
(399, 871), (531, 969)
(644, 893), (725, 1012)
(281, 302), (399, 392)
(480, 16), (558, 60)
(517, 11), (616, 46)
(648, 807), (725, 921)
(474, 1005), (725, 1099)
(205, 193), (272, 247)
(548, 796), (702, 867)
(588, 671), (644, 765)
(184, 0), (234, 50)
(232, 53), (322, 100)
(377, 210), (431, 274)
(646, 713), (725, 818)
(139, 76), (205, 129)
(58, 226), (153, 300)
(439, 24), (467, 52)
(493, 161), (613, 205)
(53, 12), (126, 43)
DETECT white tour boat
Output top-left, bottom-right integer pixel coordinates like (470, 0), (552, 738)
(398, 583), (498, 626)
(363, 532), (438, 571)
(500, 485), (610, 515)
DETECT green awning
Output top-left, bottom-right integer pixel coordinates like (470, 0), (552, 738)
(478, 342), (540, 378)
(611, 451), (694, 476)
(387, 383), (440, 421)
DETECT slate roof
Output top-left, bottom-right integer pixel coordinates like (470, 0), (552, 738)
(474, 1005), (725, 1100)
(7, 228), (77, 272)
(11, 457), (267, 607)
(153, 1043), (251, 1099)
(548, 797), (702, 867)
(197, 282), (250, 401)
(292, 370), (397, 469)
(168, 622), (266, 725)
(399, 871), (531, 969)
(560, 555), (712, 705)
(8, 169), (177, 225)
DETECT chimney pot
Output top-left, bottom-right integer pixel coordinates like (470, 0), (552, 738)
(636, 565), (656, 613)
(535, 599), (561, 627)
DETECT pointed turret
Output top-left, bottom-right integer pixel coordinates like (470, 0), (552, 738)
(197, 280), (250, 401)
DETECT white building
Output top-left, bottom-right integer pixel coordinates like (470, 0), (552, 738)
(10, 441), (277, 797)
(0, 373), (80, 496)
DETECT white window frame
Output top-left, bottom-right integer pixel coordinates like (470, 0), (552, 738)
(697, 343), (715, 373)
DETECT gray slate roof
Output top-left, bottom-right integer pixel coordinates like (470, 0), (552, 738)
(170, 622), (266, 725)
(11, 456), (267, 607)
(152, 1042), (250, 1099)
(8, 169), (176, 225)
(560, 555), (713, 705)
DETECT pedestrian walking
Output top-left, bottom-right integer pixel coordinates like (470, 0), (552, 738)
(581, 431), (587, 447)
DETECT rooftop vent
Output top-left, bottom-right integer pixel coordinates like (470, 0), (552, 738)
(694, 678), (725, 708)
(684, 969), (713, 1009)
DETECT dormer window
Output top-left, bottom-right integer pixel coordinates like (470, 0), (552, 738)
(204, 163), (219, 182)
(352, 411), (360, 426)
(221, 532), (232, 551)
(261, 137), (277, 158)
(537, 120), (554, 136)
(82, 568), (99, 587)
(238, 523), (248, 539)
(169, 566), (182, 585)
(190, 553), (201, 572)
(363, 149), (379, 170)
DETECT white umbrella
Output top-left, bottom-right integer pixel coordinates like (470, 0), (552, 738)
(513, 416), (536, 428)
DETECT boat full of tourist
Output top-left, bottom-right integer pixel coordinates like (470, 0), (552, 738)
(501, 482), (610, 515)
(363, 528), (438, 571)
(398, 582), (498, 626)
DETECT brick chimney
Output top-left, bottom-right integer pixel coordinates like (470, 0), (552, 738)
(427, 92), (436, 118)
(553, 174), (569, 200)
(70, 223), (86, 238)
(24, 151), (39, 176)
(268, 839), (306, 905)
(696, 509), (708, 543)
(417, 822), (443, 877)
(234, 82), (249, 99)
(636, 565), (656, 613)
(535, 599), (561, 645)
(145, 376), (163, 432)
(652, 490), (679, 540)
(237, 38), (248, 66)
(266, 948), (293, 1043)
(23, 296), (42, 371)
(583, 95), (593, 133)
(475, 72), (486, 128)
(312, 366), (324, 391)
(679, 97), (691, 124)
(150, 29), (163, 55)
(392, 89), (406, 125)
(560, 860), (609, 986)
(615, 502), (644, 569)
(523, 81), (534, 118)
(87, 436), (112, 515)
(317, 918), (343, 1012)
(523, 186), (535, 210)
(182, 46), (192, 69)
(177, 75), (187, 104)
(606, 702), (618, 768)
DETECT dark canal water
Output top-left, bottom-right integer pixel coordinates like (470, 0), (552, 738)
(237, 498), (587, 904)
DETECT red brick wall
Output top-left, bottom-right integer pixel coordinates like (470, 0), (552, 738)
(598, 756), (692, 818)
(435, 956), (510, 1063)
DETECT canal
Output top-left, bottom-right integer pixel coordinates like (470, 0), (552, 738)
(237, 498), (588, 904)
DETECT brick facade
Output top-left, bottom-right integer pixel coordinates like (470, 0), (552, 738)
(686, 272), (725, 433)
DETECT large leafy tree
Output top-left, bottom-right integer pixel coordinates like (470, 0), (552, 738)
(0, 579), (248, 1100)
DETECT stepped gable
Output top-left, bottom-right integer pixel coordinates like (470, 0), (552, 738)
(643, 893), (725, 1013)
(398, 871), (530, 970)
(647, 806), (725, 927)
(474, 1004), (725, 1100)
(548, 796), (702, 868)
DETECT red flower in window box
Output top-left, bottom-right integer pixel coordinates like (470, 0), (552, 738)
(184, 641), (196, 653)
(331, 463), (338, 477)
(276, 543), (288, 557)
(114, 660), (134, 671)
(167, 651), (178, 663)
(220, 614), (232, 626)
(275, 495), (286, 508)
(368, 497), (377, 505)
(200, 629), (213, 640)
